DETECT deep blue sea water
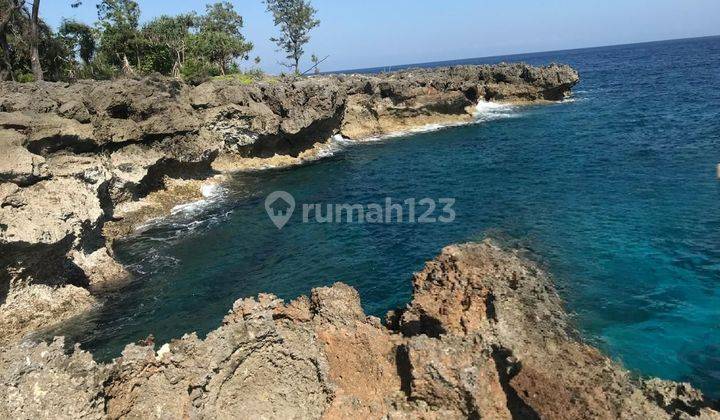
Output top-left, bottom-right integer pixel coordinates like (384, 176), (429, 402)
(53, 37), (720, 395)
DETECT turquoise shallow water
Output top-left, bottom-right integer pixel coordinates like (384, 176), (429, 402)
(52, 37), (720, 395)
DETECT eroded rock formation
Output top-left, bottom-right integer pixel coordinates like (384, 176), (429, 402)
(0, 64), (579, 341)
(1, 241), (717, 419)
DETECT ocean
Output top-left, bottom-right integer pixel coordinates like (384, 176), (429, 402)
(50, 36), (720, 396)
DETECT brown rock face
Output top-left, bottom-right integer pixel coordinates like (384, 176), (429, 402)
(1, 240), (717, 419)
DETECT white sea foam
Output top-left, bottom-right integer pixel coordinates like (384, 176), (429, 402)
(170, 183), (227, 216)
(138, 184), (231, 241)
(170, 199), (209, 215)
(332, 133), (352, 144)
(310, 100), (521, 160)
(370, 100), (518, 140)
(359, 121), (470, 143)
(560, 96), (589, 104)
(473, 100), (518, 122)
(201, 183), (221, 198)
(313, 136), (346, 158)
(134, 217), (163, 232)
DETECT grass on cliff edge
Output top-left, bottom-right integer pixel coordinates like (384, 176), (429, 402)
(211, 71), (281, 85)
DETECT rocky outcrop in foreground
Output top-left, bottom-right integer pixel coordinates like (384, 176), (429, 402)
(0, 64), (579, 343)
(1, 241), (717, 419)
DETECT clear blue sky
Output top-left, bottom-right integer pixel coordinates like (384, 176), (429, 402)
(41, 0), (720, 74)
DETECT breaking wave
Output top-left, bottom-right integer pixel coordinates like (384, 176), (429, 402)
(473, 100), (519, 121)
(169, 183), (226, 217)
(330, 100), (521, 148)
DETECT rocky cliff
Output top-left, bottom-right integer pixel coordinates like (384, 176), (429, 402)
(0, 63), (579, 343)
(1, 240), (717, 419)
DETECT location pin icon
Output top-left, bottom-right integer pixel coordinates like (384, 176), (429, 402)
(265, 191), (295, 230)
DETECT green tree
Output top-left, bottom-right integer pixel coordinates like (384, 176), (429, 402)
(265, 0), (319, 74)
(0, 0), (256, 82)
(38, 25), (73, 81)
(310, 53), (319, 74)
(96, 0), (139, 29)
(0, 0), (24, 80)
(200, 2), (242, 34)
(0, 0), (73, 81)
(96, 0), (141, 72)
(59, 19), (95, 64)
(142, 13), (195, 76)
(190, 1), (252, 75)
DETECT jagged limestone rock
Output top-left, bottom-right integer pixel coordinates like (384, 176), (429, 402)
(0, 65), (581, 374)
(1, 241), (717, 419)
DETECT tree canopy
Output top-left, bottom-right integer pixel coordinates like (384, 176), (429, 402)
(190, 1), (253, 75)
(0, 0), (72, 81)
(59, 20), (96, 65)
(141, 13), (196, 76)
(0, 0), (261, 84)
(265, 0), (320, 74)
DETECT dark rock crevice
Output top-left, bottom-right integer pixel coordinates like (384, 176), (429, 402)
(462, 86), (479, 104)
(26, 134), (99, 155)
(400, 313), (447, 338)
(242, 105), (345, 158)
(136, 154), (218, 198)
(540, 84), (576, 101)
(485, 291), (498, 322)
(0, 276), (8, 304)
(463, 393), (482, 420)
(106, 102), (133, 119)
(395, 344), (413, 398)
(491, 346), (539, 419)
(0, 236), (88, 292)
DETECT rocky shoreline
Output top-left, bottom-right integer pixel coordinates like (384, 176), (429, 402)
(0, 63), (579, 343)
(1, 64), (719, 417)
(1, 240), (718, 419)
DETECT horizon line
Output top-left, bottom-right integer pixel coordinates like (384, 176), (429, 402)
(331, 33), (720, 74)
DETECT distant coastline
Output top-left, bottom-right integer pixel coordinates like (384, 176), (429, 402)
(331, 34), (720, 75)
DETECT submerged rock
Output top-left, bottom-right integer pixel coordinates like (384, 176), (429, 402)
(1, 240), (717, 419)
